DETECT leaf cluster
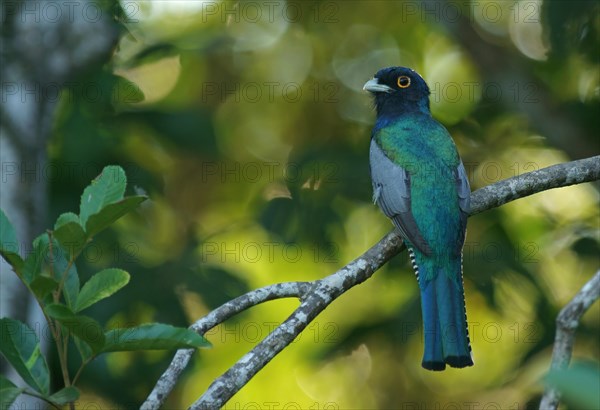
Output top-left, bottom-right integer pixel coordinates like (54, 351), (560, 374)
(0, 166), (210, 408)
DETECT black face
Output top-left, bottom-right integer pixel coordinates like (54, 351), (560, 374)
(373, 66), (430, 98)
(365, 66), (431, 117)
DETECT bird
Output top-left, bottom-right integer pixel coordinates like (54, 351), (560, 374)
(364, 66), (473, 371)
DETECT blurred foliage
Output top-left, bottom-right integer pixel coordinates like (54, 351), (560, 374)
(12, 0), (596, 407)
(545, 361), (600, 409)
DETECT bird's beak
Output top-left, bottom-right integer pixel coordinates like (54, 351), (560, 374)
(363, 78), (393, 93)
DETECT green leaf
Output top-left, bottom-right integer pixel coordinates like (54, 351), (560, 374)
(74, 335), (93, 362)
(75, 268), (130, 313)
(102, 323), (211, 352)
(84, 196), (146, 238)
(22, 234), (51, 285)
(22, 235), (79, 305)
(0, 209), (23, 273)
(0, 375), (16, 389)
(79, 166), (127, 228)
(53, 212), (87, 258)
(62, 260), (80, 310)
(24, 235), (79, 306)
(0, 386), (24, 408)
(48, 386), (80, 405)
(0, 318), (49, 394)
(545, 362), (600, 410)
(113, 75), (145, 105)
(127, 43), (178, 68)
(0, 374), (23, 407)
(45, 304), (105, 353)
(29, 276), (58, 300)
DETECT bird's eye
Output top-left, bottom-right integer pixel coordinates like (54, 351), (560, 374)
(397, 76), (411, 88)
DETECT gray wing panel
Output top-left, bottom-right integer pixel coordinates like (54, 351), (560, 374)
(369, 139), (432, 255)
(456, 160), (471, 215)
(455, 160), (471, 254)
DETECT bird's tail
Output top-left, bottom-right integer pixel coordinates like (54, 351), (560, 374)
(414, 252), (473, 371)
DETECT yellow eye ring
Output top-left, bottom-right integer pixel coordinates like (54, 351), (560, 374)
(397, 75), (411, 88)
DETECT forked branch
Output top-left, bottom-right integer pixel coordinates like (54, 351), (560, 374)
(141, 155), (600, 410)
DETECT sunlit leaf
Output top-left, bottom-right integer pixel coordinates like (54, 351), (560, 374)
(75, 268), (130, 312)
(79, 166), (127, 228)
(102, 323), (211, 352)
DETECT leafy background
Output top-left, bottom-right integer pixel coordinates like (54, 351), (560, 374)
(16, 0), (600, 408)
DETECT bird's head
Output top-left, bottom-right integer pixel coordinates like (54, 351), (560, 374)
(363, 66), (431, 117)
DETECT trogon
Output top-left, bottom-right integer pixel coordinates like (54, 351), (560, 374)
(364, 66), (474, 370)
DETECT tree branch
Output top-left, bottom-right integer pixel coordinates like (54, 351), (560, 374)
(141, 155), (600, 410)
(539, 270), (600, 410)
(470, 155), (600, 215)
(140, 282), (312, 409)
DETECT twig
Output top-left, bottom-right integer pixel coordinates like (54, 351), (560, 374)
(140, 282), (312, 410)
(141, 155), (600, 410)
(539, 270), (600, 410)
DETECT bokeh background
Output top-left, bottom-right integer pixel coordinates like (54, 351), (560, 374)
(5, 0), (600, 408)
